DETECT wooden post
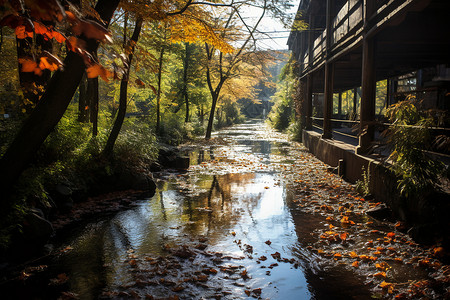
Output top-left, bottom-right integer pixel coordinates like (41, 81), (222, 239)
(356, 0), (377, 154)
(323, 62), (334, 139)
(322, 0), (334, 139)
(306, 74), (313, 129)
(305, 10), (315, 130)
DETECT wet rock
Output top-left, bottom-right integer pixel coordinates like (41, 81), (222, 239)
(51, 184), (74, 213)
(116, 170), (157, 195)
(365, 203), (392, 220)
(158, 145), (190, 170)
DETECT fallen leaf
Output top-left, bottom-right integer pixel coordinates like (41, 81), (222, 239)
(373, 272), (387, 279)
(339, 232), (348, 241)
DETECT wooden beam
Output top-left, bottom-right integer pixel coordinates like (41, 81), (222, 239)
(323, 62), (334, 139)
(357, 36), (377, 154)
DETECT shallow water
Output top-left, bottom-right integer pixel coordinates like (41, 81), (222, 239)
(5, 120), (444, 299)
(59, 121), (318, 299)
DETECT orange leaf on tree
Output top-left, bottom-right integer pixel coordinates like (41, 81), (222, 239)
(86, 64), (111, 82)
(18, 58), (38, 73)
(15, 25), (33, 39)
(135, 79), (145, 87)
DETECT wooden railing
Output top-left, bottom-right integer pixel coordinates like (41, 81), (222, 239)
(301, 0), (411, 73)
(331, 0), (363, 46)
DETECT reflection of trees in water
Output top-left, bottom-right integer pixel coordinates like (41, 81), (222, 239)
(159, 191), (166, 221)
(196, 146), (215, 164)
(181, 173), (262, 239)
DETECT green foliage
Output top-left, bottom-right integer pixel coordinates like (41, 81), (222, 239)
(115, 119), (158, 165)
(385, 99), (446, 198)
(287, 119), (303, 142)
(158, 113), (192, 145)
(355, 166), (371, 197)
(0, 202), (26, 251)
(268, 55), (295, 131)
(216, 100), (245, 129)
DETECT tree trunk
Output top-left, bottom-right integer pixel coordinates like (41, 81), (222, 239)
(183, 43), (190, 122)
(204, 62), (226, 140)
(103, 17), (143, 156)
(156, 45), (165, 134)
(78, 73), (89, 122)
(88, 77), (99, 136)
(205, 93), (218, 140)
(0, 0), (120, 202)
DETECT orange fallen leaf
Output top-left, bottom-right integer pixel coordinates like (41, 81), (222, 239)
(433, 247), (445, 258)
(373, 272), (387, 279)
(128, 259), (137, 266)
(340, 216), (355, 226)
(379, 281), (392, 288)
(379, 281), (395, 294)
(351, 261), (359, 268)
(339, 232), (349, 241)
(376, 262), (390, 270)
(359, 255), (370, 261)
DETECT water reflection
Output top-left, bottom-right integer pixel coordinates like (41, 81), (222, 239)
(62, 168), (313, 298)
(59, 121), (315, 299)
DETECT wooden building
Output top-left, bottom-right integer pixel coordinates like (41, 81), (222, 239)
(288, 0), (450, 154)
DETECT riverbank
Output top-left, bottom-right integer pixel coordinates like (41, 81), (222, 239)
(1, 120), (449, 299)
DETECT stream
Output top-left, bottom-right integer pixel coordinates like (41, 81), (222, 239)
(3, 120), (448, 299)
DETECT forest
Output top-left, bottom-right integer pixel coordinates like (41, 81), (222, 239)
(0, 0), (293, 251)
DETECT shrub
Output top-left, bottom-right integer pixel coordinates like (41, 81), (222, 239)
(216, 100), (245, 129)
(384, 99), (446, 198)
(268, 55), (296, 131)
(287, 119), (303, 142)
